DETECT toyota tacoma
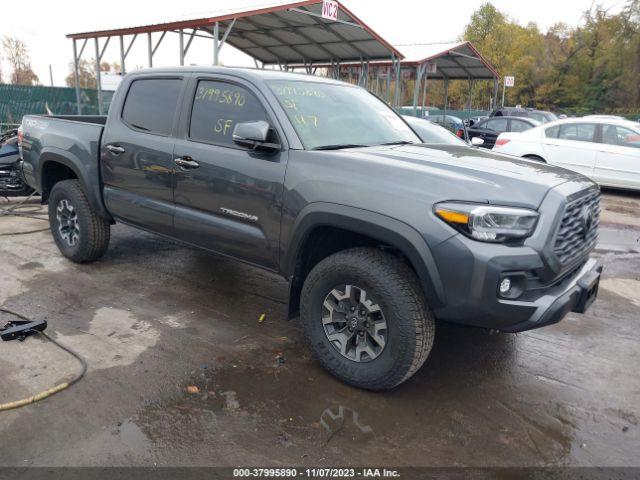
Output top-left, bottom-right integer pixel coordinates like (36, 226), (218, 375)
(19, 67), (602, 390)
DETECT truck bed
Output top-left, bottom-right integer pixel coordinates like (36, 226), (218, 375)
(20, 114), (107, 217)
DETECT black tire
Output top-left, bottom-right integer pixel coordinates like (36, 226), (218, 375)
(300, 248), (435, 390)
(48, 179), (110, 263)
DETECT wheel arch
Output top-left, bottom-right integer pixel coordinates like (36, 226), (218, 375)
(37, 148), (112, 221)
(522, 153), (547, 162)
(282, 203), (446, 319)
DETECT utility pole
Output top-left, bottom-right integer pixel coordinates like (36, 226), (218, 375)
(49, 65), (53, 87)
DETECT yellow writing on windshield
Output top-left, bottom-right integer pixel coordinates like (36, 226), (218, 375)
(294, 115), (319, 127)
(272, 84), (327, 98)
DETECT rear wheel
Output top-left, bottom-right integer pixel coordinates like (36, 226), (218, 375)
(300, 248), (435, 390)
(48, 179), (110, 263)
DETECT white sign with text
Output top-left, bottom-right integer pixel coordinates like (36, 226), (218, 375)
(322, 0), (339, 21)
(504, 76), (515, 87)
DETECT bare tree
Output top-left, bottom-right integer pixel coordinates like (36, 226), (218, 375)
(1, 36), (39, 85)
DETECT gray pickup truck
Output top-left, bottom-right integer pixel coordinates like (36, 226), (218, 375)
(19, 67), (602, 390)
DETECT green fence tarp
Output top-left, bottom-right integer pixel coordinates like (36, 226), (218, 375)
(0, 84), (110, 124)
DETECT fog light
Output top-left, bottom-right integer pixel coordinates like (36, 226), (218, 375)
(499, 277), (512, 295)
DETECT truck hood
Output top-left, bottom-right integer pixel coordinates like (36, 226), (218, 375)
(335, 143), (586, 209)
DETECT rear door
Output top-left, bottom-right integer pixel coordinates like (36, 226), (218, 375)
(595, 124), (640, 189)
(541, 122), (597, 177)
(101, 76), (185, 235)
(172, 76), (288, 270)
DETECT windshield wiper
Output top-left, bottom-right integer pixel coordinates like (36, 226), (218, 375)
(379, 140), (415, 146)
(312, 144), (367, 151)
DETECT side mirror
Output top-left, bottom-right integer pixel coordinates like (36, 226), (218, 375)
(471, 136), (485, 147)
(233, 121), (280, 152)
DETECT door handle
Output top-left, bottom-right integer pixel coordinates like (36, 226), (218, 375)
(105, 144), (125, 155)
(174, 156), (200, 169)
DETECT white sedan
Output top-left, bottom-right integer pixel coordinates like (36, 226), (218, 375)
(494, 117), (640, 191)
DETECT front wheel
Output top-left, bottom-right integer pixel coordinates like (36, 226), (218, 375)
(48, 179), (110, 263)
(300, 248), (435, 390)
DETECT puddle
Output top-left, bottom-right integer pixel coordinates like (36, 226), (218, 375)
(54, 307), (160, 371)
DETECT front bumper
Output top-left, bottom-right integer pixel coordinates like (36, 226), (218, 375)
(497, 258), (601, 332)
(431, 232), (603, 332)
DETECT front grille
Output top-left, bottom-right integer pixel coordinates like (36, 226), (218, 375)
(553, 188), (600, 265)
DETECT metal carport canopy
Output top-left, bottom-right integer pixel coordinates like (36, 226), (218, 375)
(310, 42), (498, 80)
(398, 41), (498, 80)
(65, 0), (404, 65)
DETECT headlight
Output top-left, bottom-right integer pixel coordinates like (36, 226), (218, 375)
(434, 202), (539, 243)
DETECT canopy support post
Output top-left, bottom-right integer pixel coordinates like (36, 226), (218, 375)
(119, 36), (126, 74)
(443, 76), (449, 118)
(467, 77), (474, 120)
(147, 33), (153, 67)
(493, 77), (499, 110)
(213, 22), (220, 65)
(393, 56), (402, 109)
(412, 64), (424, 117)
(179, 30), (185, 65)
(421, 68), (428, 117)
(72, 39), (82, 115)
(94, 38), (104, 115)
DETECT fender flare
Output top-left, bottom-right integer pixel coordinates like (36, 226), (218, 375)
(282, 202), (446, 310)
(38, 148), (112, 220)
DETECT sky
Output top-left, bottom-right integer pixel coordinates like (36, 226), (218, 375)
(0, 0), (626, 87)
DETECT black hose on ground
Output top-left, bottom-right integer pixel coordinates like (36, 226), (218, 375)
(0, 307), (87, 411)
(0, 193), (50, 236)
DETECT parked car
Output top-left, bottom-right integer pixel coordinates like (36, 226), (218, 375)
(494, 117), (640, 190)
(399, 106), (439, 118)
(426, 114), (464, 133)
(584, 115), (627, 121)
(402, 115), (467, 145)
(20, 67), (602, 390)
(465, 115), (489, 127)
(490, 107), (557, 124)
(462, 116), (540, 149)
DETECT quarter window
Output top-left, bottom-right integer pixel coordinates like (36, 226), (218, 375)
(545, 125), (560, 138)
(601, 125), (640, 148)
(558, 123), (596, 142)
(122, 78), (182, 135)
(189, 80), (270, 147)
(510, 120), (531, 133)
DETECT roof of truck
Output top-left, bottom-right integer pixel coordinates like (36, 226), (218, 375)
(128, 66), (352, 85)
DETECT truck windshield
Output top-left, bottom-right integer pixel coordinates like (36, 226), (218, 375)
(267, 80), (420, 150)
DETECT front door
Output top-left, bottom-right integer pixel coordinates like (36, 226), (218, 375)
(542, 122), (597, 177)
(101, 76), (185, 235)
(172, 77), (288, 270)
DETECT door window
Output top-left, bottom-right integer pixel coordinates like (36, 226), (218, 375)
(601, 125), (640, 149)
(189, 80), (270, 147)
(558, 123), (596, 142)
(121, 78), (183, 135)
(484, 118), (508, 132)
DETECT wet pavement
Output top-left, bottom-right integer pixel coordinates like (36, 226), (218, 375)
(0, 189), (639, 467)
